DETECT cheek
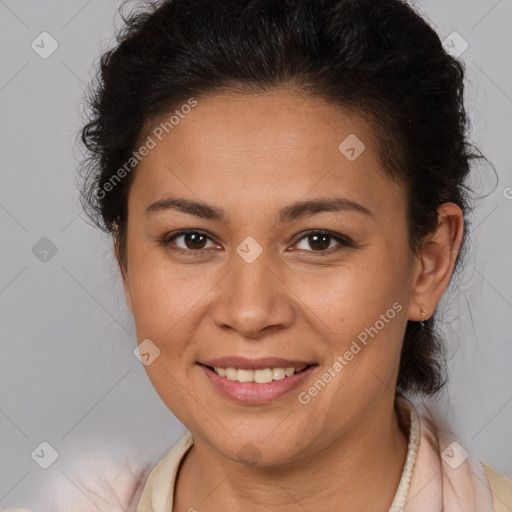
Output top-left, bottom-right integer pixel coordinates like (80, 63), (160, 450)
(130, 252), (218, 350)
(302, 257), (409, 387)
(293, 259), (406, 337)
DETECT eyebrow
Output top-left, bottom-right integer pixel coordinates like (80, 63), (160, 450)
(145, 195), (372, 223)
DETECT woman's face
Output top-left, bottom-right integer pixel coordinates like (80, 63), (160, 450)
(121, 89), (423, 466)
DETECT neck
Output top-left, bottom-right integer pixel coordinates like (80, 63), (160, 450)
(174, 396), (409, 512)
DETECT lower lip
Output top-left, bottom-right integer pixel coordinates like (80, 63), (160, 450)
(198, 364), (317, 404)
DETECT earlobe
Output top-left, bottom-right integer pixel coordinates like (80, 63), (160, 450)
(407, 202), (464, 322)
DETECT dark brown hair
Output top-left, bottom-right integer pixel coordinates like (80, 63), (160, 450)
(79, 0), (489, 396)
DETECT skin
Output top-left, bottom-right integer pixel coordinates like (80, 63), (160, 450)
(117, 89), (464, 511)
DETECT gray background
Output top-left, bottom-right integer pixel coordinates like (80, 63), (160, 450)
(0, 0), (510, 509)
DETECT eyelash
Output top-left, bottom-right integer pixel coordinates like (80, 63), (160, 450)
(159, 229), (356, 256)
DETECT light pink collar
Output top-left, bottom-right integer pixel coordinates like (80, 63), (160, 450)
(391, 394), (494, 511)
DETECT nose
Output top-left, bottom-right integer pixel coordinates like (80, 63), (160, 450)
(210, 247), (296, 339)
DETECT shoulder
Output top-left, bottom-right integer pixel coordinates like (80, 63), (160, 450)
(39, 454), (154, 512)
(3, 463), (152, 512)
(137, 432), (194, 509)
(64, 459), (153, 511)
(5, 434), (194, 512)
(53, 433), (193, 512)
(482, 462), (512, 512)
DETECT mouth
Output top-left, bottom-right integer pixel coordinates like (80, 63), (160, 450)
(197, 357), (318, 403)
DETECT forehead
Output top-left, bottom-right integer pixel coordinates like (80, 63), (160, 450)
(130, 90), (405, 220)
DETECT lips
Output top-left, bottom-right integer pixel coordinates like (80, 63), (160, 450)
(197, 356), (318, 403)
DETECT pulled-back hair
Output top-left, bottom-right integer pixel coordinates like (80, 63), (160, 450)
(79, 0), (488, 396)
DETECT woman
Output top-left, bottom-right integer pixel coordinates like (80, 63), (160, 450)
(10, 0), (511, 510)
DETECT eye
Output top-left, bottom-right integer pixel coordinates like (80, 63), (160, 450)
(161, 230), (219, 253)
(293, 230), (353, 253)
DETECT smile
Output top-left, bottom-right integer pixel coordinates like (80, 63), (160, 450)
(198, 359), (318, 403)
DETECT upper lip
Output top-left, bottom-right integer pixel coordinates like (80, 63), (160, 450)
(200, 357), (316, 370)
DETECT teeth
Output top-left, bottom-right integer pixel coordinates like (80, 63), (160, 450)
(225, 368), (238, 381)
(237, 369), (254, 382)
(272, 368), (285, 381)
(212, 366), (307, 383)
(255, 368), (273, 383)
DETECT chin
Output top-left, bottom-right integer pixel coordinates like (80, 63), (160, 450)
(208, 429), (309, 468)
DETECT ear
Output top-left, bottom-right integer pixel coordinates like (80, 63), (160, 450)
(113, 239), (133, 314)
(407, 202), (464, 322)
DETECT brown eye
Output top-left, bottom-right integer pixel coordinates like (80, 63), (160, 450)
(294, 231), (352, 253)
(163, 230), (217, 252)
(180, 232), (208, 250)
